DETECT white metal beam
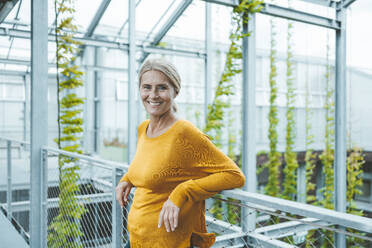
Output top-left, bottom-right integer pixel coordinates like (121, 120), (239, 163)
(0, 28), (205, 58)
(30, 0), (48, 246)
(200, 0), (341, 30)
(1, 193), (112, 212)
(221, 189), (372, 233)
(342, 0), (357, 8)
(255, 218), (330, 238)
(138, 0), (192, 64)
(85, 0), (111, 37)
(299, 0), (337, 7)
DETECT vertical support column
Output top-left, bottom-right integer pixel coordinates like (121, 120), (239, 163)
(6, 140), (12, 220)
(23, 76), (27, 141)
(25, 75), (30, 142)
(204, 2), (212, 122)
(83, 48), (94, 153)
(112, 168), (123, 248)
(41, 149), (48, 248)
(128, 0), (137, 163)
(297, 163), (306, 203)
(93, 47), (101, 154)
(242, 13), (256, 232)
(335, 5), (347, 248)
(30, 0), (48, 247)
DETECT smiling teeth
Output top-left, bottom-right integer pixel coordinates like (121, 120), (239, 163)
(149, 102), (161, 106)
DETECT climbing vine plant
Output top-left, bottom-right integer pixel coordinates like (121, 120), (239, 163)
(318, 31), (335, 248)
(204, 0), (263, 220)
(319, 32), (334, 211)
(304, 67), (316, 205)
(264, 6), (281, 198)
(346, 79), (365, 246)
(48, 0), (86, 247)
(282, 5), (299, 200)
(346, 146), (365, 247)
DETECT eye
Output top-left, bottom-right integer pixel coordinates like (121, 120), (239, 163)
(158, 85), (167, 90)
(142, 85), (151, 90)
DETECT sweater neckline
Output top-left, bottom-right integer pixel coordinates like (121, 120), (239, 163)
(144, 119), (182, 140)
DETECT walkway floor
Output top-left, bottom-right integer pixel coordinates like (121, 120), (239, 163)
(0, 211), (28, 247)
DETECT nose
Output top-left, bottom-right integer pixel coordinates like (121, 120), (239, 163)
(149, 89), (159, 99)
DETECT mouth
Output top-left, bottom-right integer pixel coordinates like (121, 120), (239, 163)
(147, 101), (162, 106)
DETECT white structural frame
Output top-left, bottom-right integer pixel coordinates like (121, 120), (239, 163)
(9, 0), (355, 247)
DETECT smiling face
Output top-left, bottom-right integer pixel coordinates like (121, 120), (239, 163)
(140, 70), (177, 118)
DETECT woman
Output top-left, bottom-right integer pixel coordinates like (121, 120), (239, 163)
(115, 59), (245, 248)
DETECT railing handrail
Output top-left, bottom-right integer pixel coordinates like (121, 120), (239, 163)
(42, 146), (129, 171)
(221, 189), (372, 234)
(0, 137), (30, 147)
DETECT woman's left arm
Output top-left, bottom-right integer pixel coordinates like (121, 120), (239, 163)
(168, 133), (245, 208)
(158, 123), (245, 232)
(169, 144), (245, 207)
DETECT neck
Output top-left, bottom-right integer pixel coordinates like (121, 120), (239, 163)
(148, 111), (177, 132)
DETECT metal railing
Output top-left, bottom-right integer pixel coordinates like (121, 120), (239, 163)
(1, 137), (372, 247)
(206, 192), (372, 247)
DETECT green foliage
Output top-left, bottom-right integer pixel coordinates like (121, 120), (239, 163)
(282, 14), (299, 200)
(264, 13), (281, 198)
(204, 0), (263, 139)
(227, 111), (241, 224)
(346, 146), (365, 247)
(319, 36), (334, 211)
(304, 29), (317, 248)
(304, 74), (316, 204)
(318, 32), (335, 247)
(204, 0), (263, 220)
(48, 0), (86, 247)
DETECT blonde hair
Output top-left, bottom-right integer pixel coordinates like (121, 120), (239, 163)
(139, 59), (181, 112)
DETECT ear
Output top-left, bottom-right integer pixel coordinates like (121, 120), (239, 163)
(173, 92), (179, 100)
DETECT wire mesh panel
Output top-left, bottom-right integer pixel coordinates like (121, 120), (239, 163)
(2, 143), (368, 248)
(44, 149), (131, 248)
(207, 195), (372, 248)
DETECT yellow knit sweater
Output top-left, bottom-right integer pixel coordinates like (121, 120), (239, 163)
(120, 119), (245, 248)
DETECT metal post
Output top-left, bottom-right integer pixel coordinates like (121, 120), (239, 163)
(30, 0), (48, 247)
(41, 149), (48, 248)
(297, 163), (306, 203)
(335, 5), (347, 248)
(204, 1), (212, 122)
(128, 0), (137, 163)
(242, 12), (256, 232)
(112, 168), (123, 248)
(6, 140), (12, 220)
(23, 76), (27, 141)
(93, 47), (101, 153)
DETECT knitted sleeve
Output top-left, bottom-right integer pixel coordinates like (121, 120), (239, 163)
(168, 122), (245, 208)
(119, 173), (130, 183)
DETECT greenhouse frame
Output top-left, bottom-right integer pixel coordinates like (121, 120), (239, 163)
(0, 0), (372, 247)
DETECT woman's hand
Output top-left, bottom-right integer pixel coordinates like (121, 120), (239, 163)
(115, 181), (133, 207)
(158, 199), (180, 232)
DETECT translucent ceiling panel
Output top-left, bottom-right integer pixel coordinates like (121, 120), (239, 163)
(264, 0), (336, 20)
(47, 0), (102, 34)
(97, 0), (179, 41)
(74, 0), (102, 33)
(136, 0), (184, 40)
(162, 1), (205, 42)
(3, 64), (28, 72)
(348, 0), (372, 69)
(5, 0), (29, 24)
(3, 0), (102, 33)
(97, 0), (130, 37)
(7, 38), (30, 60)
(0, 37), (12, 58)
(256, 13), (335, 60)
(211, 3), (232, 44)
